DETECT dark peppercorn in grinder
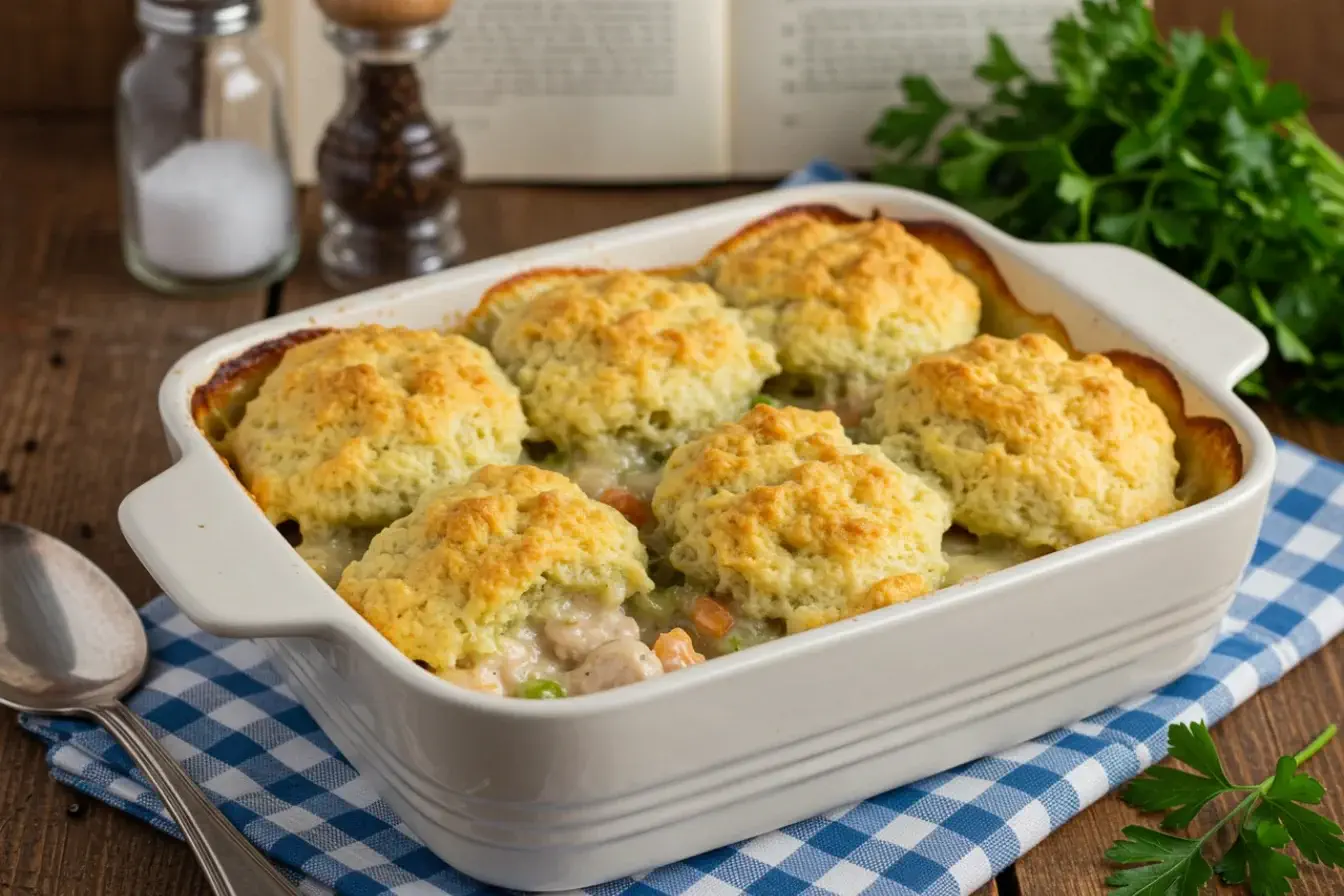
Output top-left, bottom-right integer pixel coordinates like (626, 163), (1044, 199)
(316, 21), (465, 291)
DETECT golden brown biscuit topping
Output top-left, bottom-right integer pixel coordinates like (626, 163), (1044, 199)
(338, 465), (653, 672)
(868, 333), (1183, 548)
(229, 324), (526, 533)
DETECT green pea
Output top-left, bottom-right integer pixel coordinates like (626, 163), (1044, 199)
(517, 678), (567, 700)
(752, 394), (780, 408)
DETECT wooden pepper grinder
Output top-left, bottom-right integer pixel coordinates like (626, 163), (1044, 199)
(314, 0), (464, 291)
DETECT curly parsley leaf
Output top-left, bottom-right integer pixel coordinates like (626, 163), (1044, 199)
(974, 34), (1030, 89)
(1169, 722), (1235, 784)
(866, 76), (950, 163)
(1104, 722), (1339, 895)
(1123, 722), (1245, 831)
(1259, 755), (1344, 868)
(1105, 827), (1212, 896)
(1215, 809), (1299, 896)
(868, 0), (1344, 420)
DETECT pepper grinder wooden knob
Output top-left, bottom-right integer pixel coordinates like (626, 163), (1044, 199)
(314, 18), (464, 291)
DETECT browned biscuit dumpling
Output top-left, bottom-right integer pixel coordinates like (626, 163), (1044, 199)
(866, 333), (1183, 549)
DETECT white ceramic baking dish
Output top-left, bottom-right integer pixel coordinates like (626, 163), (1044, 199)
(119, 182), (1275, 891)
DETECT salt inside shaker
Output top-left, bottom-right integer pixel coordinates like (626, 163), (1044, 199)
(117, 0), (299, 295)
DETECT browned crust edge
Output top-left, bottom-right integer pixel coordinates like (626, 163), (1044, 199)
(901, 220), (1077, 352)
(189, 327), (332, 451)
(643, 262), (702, 280)
(1106, 349), (1245, 493)
(701, 202), (866, 259)
(460, 265), (611, 335)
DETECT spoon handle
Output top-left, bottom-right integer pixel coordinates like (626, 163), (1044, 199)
(93, 702), (297, 896)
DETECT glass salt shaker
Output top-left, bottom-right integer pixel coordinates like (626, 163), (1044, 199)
(117, 0), (299, 296)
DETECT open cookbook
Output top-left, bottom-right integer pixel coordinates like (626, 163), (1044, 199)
(264, 0), (1079, 183)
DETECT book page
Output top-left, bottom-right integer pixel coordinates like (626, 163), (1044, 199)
(282, 0), (730, 184)
(727, 0), (1078, 177)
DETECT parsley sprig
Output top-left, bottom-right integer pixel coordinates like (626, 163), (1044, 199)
(1106, 721), (1343, 895)
(868, 0), (1344, 420)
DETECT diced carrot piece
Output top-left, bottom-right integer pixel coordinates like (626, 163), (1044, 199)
(690, 595), (735, 640)
(598, 487), (651, 528)
(653, 627), (705, 672)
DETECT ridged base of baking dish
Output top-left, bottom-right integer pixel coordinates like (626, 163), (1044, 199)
(260, 584), (1230, 890)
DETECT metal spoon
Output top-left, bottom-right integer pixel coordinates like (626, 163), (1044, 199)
(0, 523), (295, 896)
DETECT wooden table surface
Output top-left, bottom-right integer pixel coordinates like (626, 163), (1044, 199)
(1, 118), (1342, 896)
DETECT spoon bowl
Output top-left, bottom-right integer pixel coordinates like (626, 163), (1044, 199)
(0, 521), (294, 896)
(0, 523), (147, 713)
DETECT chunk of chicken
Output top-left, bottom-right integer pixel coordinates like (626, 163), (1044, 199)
(545, 605), (641, 663)
(566, 637), (664, 695)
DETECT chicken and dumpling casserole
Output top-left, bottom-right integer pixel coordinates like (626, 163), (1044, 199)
(196, 205), (1236, 699)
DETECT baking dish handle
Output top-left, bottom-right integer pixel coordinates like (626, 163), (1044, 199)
(118, 451), (353, 641)
(1025, 241), (1269, 390)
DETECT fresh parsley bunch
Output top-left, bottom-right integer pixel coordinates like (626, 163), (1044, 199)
(1108, 721), (1343, 895)
(868, 0), (1344, 419)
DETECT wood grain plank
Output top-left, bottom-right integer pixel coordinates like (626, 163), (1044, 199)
(1156, 0), (1344, 107)
(0, 118), (266, 896)
(0, 120), (266, 596)
(1306, 111), (1344, 156)
(0, 1), (137, 113)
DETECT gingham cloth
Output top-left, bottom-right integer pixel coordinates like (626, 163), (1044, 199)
(17, 165), (1344, 896)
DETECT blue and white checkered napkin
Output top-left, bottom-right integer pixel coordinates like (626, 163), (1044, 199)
(19, 442), (1344, 895)
(17, 163), (1344, 895)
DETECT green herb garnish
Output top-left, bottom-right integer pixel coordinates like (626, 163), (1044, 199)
(752, 394), (780, 408)
(869, 0), (1344, 419)
(1105, 721), (1342, 895)
(516, 678), (567, 700)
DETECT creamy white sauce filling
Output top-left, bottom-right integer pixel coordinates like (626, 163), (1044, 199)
(535, 439), (663, 502)
(451, 596), (665, 698)
(763, 373), (876, 429)
(296, 526), (378, 588)
(941, 528), (1043, 587)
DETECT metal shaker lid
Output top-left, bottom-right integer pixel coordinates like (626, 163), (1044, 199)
(136, 0), (260, 38)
